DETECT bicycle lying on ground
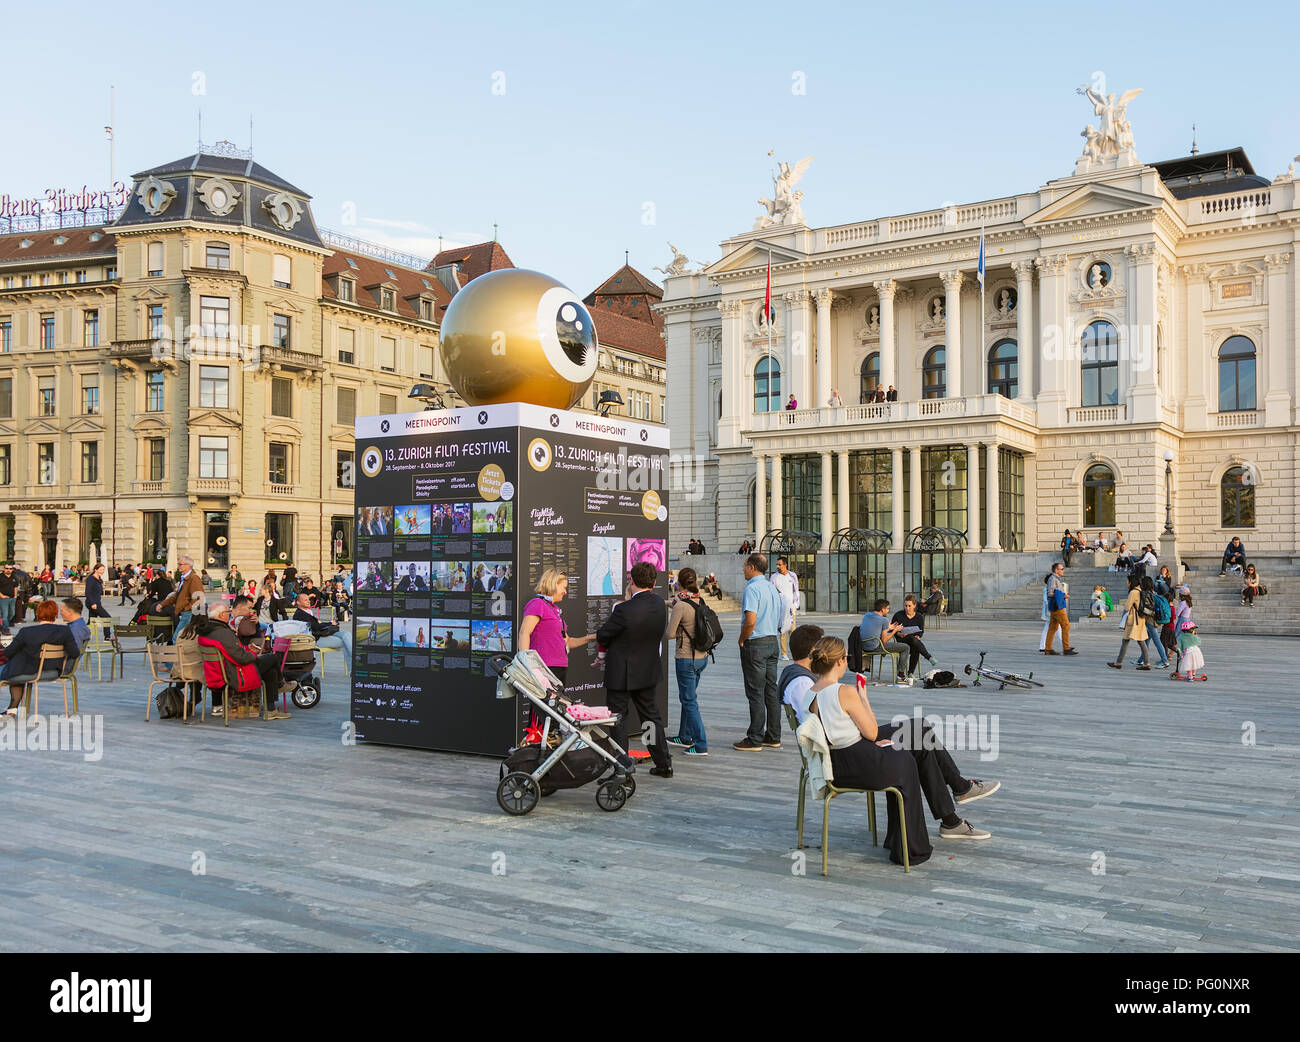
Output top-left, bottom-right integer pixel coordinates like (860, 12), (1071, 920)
(963, 651), (1044, 690)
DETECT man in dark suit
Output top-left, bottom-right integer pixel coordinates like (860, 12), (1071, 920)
(886, 385), (898, 402)
(596, 561), (672, 778)
(2, 600), (79, 714)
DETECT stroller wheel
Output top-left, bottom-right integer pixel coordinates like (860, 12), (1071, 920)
(620, 773), (637, 799)
(291, 681), (321, 709)
(595, 780), (627, 812)
(497, 772), (540, 816)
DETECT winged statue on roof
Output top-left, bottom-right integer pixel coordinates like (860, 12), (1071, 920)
(654, 242), (695, 277)
(754, 155), (814, 230)
(1077, 84), (1142, 157)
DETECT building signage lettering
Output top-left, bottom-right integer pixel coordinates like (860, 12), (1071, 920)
(7, 502), (76, 511)
(0, 182), (130, 220)
(1220, 281), (1252, 299)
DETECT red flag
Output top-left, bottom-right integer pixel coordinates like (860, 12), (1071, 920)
(764, 252), (772, 322)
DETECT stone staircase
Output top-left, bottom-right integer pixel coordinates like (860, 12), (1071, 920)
(962, 555), (1300, 637)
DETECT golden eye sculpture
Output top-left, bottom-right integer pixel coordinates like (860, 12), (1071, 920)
(438, 269), (598, 409)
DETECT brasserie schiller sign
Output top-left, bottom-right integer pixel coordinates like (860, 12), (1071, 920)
(0, 182), (131, 220)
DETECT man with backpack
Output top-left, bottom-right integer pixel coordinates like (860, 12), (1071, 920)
(664, 567), (720, 756)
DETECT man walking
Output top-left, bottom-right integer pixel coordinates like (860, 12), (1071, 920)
(596, 561), (673, 778)
(1044, 562), (1078, 656)
(769, 556), (800, 660)
(734, 553), (784, 751)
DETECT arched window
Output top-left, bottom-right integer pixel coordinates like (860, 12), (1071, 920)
(860, 352), (880, 401)
(922, 346), (946, 399)
(1221, 466), (1255, 527)
(1217, 335), (1257, 413)
(754, 356), (781, 412)
(1083, 463), (1116, 526)
(1081, 321), (1119, 407)
(988, 339), (1018, 397)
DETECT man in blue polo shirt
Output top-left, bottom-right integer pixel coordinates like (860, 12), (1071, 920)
(735, 553), (784, 751)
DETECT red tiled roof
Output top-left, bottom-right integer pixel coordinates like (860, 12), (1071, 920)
(322, 249), (453, 324)
(0, 227), (117, 266)
(587, 264), (662, 299)
(428, 241), (514, 287)
(592, 306), (665, 361)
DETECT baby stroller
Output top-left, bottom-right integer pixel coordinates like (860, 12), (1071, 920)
(267, 626), (322, 708)
(491, 650), (636, 816)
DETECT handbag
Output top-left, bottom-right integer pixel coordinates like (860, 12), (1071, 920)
(1258, 584), (1268, 596)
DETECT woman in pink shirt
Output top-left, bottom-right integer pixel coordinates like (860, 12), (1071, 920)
(518, 568), (595, 682)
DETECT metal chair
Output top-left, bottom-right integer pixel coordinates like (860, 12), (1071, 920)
(113, 623), (151, 676)
(81, 619), (118, 681)
(316, 643), (349, 678)
(20, 644), (76, 717)
(145, 644), (181, 721)
(174, 638), (207, 722)
(146, 615), (175, 644)
(861, 638), (901, 684)
(199, 645), (267, 726)
(786, 704), (909, 875)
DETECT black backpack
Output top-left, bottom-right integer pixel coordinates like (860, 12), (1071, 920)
(1139, 589), (1157, 619)
(155, 684), (183, 720)
(847, 626), (864, 672)
(685, 599), (724, 658)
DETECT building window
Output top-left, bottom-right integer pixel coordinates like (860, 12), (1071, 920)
(107, 266), (117, 280)
(337, 386), (357, 426)
(81, 441), (99, 483)
(381, 288), (395, 311)
(339, 278), (355, 303)
(200, 296), (230, 338)
(148, 304), (164, 340)
(0, 316), (10, 352)
(205, 242), (231, 269)
(0, 444), (9, 485)
(142, 510), (168, 563)
(849, 449), (892, 531)
(22, 276), (31, 288)
(922, 346), (946, 399)
(337, 449), (354, 488)
(1221, 466), (1255, 528)
(1081, 320), (1119, 407)
(38, 375), (56, 416)
(273, 254), (291, 288)
(265, 512), (294, 564)
(780, 454), (824, 535)
(76, 270), (88, 284)
(753, 356), (781, 412)
(147, 241), (164, 276)
(146, 371), (165, 411)
(41, 313), (55, 350)
(273, 313), (290, 348)
(1083, 463), (1116, 527)
(81, 378), (99, 415)
(922, 446), (967, 530)
(199, 365), (230, 408)
(1217, 335), (1257, 413)
(999, 448), (1025, 551)
(860, 352), (880, 401)
(338, 328), (355, 364)
(83, 309), (100, 347)
(659, 395), (666, 423)
(271, 376), (293, 417)
(0, 377), (11, 418)
(420, 299), (433, 322)
(268, 442), (289, 485)
(378, 392), (397, 415)
(148, 438), (166, 481)
(38, 442), (55, 484)
(198, 436), (228, 478)
(987, 339), (1017, 398)
(378, 336), (396, 370)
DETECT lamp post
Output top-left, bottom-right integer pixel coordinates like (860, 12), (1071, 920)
(1162, 449), (1179, 582)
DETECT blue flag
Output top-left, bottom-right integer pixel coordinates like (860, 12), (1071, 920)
(978, 225), (986, 288)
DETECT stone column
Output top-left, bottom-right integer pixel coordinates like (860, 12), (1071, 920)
(909, 446), (922, 534)
(754, 453), (766, 544)
(1034, 254), (1069, 427)
(785, 291), (813, 408)
(1126, 243), (1159, 423)
(890, 446), (904, 550)
(941, 270), (964, 398)
(717, 299), (745, 449)
(770, 452), (783, 532)
(965, 442), (982, 551)
(837, 450), (850, 532)
(1264, 252), (1293, 427)
(819, 451), (833, 550)
(985, 442), (1001, 552)
(873, 279), (898, 392)
(815, 288), (834, 407)
(1013, 260), (1035, 401)
(1182, 265), (1208, 430)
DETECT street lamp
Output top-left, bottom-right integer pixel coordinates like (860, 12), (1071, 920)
(1162, 449), (1175, 535)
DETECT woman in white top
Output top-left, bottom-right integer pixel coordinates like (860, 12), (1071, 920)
(803, 636), (994, 866)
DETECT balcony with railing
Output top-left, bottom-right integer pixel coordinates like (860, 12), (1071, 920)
(1184, 181), (1295, 226)
(1066, 405), (1126, 425)
(258, 344), (325, 372)
(811, 193), (1035, 253)
(1214, 409), (1260, 429)
(745, 393), (1036, 434)
(132, 480), (167, 494)
(266, 482), (297, 496)
(187, 477), (239, 497)
(110, 339), (163, 361)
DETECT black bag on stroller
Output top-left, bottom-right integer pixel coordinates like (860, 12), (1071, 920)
(501, 733), (619, 795)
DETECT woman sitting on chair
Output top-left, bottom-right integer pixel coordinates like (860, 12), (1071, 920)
(802, 636), (997, 866)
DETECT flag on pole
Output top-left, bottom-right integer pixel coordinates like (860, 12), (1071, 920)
(977, 224), (986, 289)
(764, 249), (772, 323)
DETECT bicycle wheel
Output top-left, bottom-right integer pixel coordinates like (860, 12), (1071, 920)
(1002, 676), (1036, 689)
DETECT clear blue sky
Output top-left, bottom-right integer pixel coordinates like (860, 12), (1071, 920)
(5, 0), (1299, 295)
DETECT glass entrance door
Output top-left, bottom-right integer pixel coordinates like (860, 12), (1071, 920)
(205, 511), (230, 569)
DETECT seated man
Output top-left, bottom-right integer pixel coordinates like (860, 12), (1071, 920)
(859, 598), (908, 673)
(922, 582), (944, 616)
(230, 595), (267, 641)
(194, 604), (294, 719)
(293, 592), (353, 660)
(1220, 536), (1247, 576)
(59, 597), (91, 653)
(2, 599), (80, 715)
(780, 624), (824, 724)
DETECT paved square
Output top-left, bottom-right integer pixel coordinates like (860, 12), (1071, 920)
(3, 612), (1297, 952)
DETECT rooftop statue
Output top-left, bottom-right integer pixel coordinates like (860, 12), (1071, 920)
(754, 155), (813, 230)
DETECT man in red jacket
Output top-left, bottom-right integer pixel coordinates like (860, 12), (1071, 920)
(194, 604), (294, 719)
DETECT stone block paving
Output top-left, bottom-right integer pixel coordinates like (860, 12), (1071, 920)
(2, 611), (1298, 952)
